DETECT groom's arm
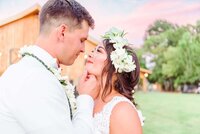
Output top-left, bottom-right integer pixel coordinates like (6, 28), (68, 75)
(72, 95), (94, 133)
(72, 70), (99, 133)
(9, 70), (94, 134)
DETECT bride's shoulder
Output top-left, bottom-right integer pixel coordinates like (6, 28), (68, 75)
(110, 96), (139, 121)
(111, 99), (138, 119)
(109, 97), (142, 133)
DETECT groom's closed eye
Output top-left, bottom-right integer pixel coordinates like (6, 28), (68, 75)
(81, 38), (87, 43)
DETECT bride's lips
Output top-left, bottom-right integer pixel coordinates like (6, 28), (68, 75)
(86, 59), (93, 64)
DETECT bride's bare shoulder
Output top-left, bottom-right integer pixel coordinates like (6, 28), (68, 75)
(110, 101), (142, 134)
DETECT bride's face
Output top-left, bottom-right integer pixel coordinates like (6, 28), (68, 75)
(86, 44), (107, 76)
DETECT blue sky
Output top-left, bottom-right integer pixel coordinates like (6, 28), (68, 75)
(0, 0), (199, 46)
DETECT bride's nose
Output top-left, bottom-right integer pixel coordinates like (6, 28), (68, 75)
(88, 50), (94, 58)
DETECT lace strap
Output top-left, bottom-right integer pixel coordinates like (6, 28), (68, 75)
(105, 96), (134, 114)
(102, 96), (134, 128)
(104, 96), (144, 127)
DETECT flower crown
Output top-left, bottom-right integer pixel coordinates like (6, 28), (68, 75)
(102, 27), (136, 73)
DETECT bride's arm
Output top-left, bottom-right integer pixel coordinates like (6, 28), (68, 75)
(110, 102), (142, 134)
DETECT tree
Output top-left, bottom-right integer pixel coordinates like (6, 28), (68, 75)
(140, 19), (200, 91)
(145, 19), (175, 39)
(163, 32), (200, 87)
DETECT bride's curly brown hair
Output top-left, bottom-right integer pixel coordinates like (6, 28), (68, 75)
(100, 39), (140, 106)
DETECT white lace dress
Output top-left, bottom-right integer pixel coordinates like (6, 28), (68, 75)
(93, 96), (144, 134)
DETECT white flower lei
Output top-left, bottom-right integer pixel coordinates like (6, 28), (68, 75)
(102, 27), (136, 73)
(19, 45), (77, 118)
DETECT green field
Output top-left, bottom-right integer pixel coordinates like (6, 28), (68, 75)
(135, 91), (200, 134)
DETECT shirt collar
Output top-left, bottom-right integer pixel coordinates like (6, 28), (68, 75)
(29, 45), (59, 69)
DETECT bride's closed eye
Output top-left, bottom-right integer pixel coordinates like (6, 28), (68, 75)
(97, 48), (101, 52)
(96, 46), (105, 53)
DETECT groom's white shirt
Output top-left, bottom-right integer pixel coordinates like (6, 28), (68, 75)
(0, 46), (94, 134)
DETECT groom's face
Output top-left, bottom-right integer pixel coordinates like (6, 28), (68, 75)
(58, 20), (89, 65)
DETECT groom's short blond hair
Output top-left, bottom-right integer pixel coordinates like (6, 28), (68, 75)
(39, 0), (94, 34)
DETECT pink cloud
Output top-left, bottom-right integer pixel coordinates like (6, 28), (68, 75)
(91, 0), (200, 46)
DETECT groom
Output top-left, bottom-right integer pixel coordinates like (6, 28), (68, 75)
(0, 0), (97, 133)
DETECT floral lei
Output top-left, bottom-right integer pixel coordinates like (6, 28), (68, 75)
(102, 27), (136, 73)
(19, 45), (76, 119)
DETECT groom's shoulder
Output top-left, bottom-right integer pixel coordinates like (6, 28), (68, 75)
(1, 57), (55, 83)
(2, 58), (41, 75)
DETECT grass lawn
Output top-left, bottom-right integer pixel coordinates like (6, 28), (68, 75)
(135, 91), (200, 134)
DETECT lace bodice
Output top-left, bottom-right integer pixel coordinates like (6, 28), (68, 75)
(93, 96), (141, 134)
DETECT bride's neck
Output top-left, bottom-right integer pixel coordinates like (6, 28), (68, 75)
(95, 74), (121, 102)
(96, 87), (120, 103)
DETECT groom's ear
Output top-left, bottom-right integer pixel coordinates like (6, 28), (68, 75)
(57, 24), (68, 41)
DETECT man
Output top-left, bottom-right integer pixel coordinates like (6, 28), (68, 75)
(0, 0), (97, 133)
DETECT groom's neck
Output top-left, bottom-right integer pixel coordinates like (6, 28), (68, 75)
(35, 34), (60, 67)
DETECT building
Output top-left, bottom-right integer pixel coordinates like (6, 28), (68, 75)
(0, 4), (40, 74)
(0, 4), (151, 91)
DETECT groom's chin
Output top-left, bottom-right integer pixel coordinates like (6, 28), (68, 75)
(66, 61), (75, 66)
(62, 59), (75, 66)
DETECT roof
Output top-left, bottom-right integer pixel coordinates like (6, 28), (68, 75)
(0, 3), (99, 46)
(0, 4), (41, 27)
(87, 35), (99, 46)
(140, 68), (152, 74)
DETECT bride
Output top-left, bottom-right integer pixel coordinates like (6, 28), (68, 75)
(85, 27), (144, 134)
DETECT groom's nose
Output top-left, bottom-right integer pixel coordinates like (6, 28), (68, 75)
(80, 43), (85, 53)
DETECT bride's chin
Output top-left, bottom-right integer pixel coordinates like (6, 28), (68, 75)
(85, 65), (94, 72)
(87, 70), (99, 77)
(87, 70), (95, 75)
(85, 66), (101, 77)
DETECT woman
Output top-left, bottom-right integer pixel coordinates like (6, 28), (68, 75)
(85, 27), (144, 134)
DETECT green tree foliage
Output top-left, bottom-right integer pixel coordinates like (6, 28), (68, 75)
(163, 32), (200, 87)
(145, 19), (175, 37)
(141, 20), (200, 90)
(136, 49), (147, 69)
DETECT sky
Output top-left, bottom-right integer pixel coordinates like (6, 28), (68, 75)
(0, 0), (200, 47)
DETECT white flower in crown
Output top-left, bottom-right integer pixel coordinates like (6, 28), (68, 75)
(104, 27), (124, 37)
(111, 48), (136, 73)
(110, 36), (128, 49)
(102, 27), (136, 73)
